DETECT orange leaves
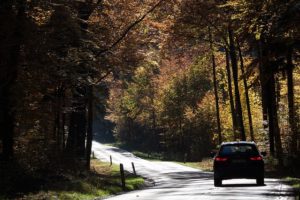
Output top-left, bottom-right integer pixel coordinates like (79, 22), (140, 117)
(28, 7), (54, 26)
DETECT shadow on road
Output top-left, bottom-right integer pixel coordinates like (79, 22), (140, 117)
(221, 183), (265, 187)
(163, 171), (213, 180)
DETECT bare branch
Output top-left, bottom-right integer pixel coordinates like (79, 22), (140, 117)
(94, 69), (113, 85)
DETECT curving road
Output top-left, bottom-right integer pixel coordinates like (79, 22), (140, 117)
(92, 141), (295, 200)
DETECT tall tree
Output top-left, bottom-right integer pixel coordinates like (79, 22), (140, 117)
(266, 70), (283, 164)
(227, 0), (299, 158)
(237, 42), (255, 141)
(209, 28), (222, 144)
(0, 0), (25, 160)
(228, 27), (246, 141)
(225, 47), (238, 140)
(258, 41), (272, 153)
(286, 47), (297, 153)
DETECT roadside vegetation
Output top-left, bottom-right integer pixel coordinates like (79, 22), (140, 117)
(176, 158), (214, 172)
(0, 160), (144, 200)
(284, 177), (300, 199)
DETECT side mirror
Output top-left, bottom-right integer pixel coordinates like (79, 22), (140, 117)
(261, 152), (267, 157)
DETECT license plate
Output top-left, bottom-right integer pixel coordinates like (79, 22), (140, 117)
(232, 159), (246, 163)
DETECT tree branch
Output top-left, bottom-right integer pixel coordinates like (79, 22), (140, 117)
(94, 69), (113, 85)
(96, 0), (165, 57)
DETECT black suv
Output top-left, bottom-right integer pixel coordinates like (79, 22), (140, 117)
(213, 141), (265, 186)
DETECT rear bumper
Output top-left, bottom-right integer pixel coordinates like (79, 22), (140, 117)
(214, 165), (264, 180)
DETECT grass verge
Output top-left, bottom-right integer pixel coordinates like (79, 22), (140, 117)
(131, 151), (163, 161)
(284, 177), (300, 199)
(175, 158), (213, 172)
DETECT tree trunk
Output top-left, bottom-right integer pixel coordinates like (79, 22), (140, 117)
(228, 28), (246, 141)
(65, 0), (98, 159)
(0, 1), (25, 160)
(66, 87), (87, 157)
(1, 91), (14, 160)
(237, 43), (255, 141)
(286, 48), (297, 154)
(150, 87), (158, 151)
(266, 74), (283, 166)
(209, 28), (222, 144)
(212, 52), (222, 144)
(66, 115), (76, 154)
(225, 47), (238, 140)
(62, 111), (66, 150)
(86, 86), (93, 169)
(258, 41), (274, 155)
(61, 87), (66, 149)
(54, 86), (62, 148)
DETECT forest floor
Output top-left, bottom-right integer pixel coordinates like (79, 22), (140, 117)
(0, 159), (145, 200)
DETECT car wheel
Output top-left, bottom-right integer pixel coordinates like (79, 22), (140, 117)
(256, 177), (264, 185)
(214, 178), (222, 187)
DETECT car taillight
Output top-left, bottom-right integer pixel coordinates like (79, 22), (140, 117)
(250, 156), (263, 161)
(215, 156), (228, 162)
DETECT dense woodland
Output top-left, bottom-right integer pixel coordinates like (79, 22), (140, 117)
(0, 0), (300, 186)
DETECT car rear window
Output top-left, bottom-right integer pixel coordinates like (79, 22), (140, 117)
(219, 144), (259, 156)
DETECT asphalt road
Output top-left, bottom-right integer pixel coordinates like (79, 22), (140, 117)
(92, 141), (295, 200)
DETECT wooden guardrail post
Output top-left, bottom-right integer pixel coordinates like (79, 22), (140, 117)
(131, 162), (136, 176)
(120, 163), (126, 190)
(110, 155), (112, 166)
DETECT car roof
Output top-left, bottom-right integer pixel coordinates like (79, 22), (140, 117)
(220, 141), (256, 146)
